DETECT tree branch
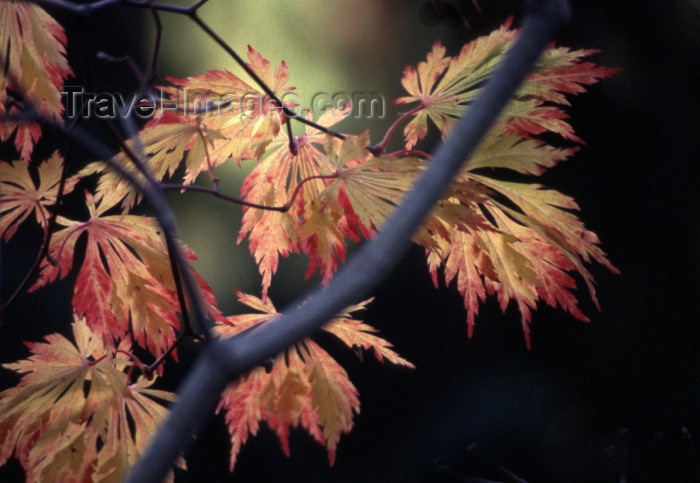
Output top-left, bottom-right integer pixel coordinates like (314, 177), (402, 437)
(125, 1), (572, 481)
(2, 104), (216, 339)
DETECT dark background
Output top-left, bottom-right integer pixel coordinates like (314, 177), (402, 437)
(1, 1), (699, 481)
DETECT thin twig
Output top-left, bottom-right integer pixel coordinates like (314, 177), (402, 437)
(148, 10), (163, 85)
(160, 172), (339, 212)
(146, 327), (195, 377)
(126, 0), (210, 15)
(0, 140), (72, 315)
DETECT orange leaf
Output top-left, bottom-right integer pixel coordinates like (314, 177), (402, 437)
(0, 317), (181, 482)
(0, 151), (76, 240)
(323, 134), (424, 233)
(396, 20), (618, 148)
(238, 108), (352, 293)
(30, 193), (220, 357)
(398, 25), (620, 346)
(157, 46), (295, 167)
(0, 3), (73, 162)
(323, 299), (414, 367)
(215, 292), (411, 470)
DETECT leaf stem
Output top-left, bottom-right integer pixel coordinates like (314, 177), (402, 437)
(386, 148), (432, 159)
(117, 349), (151, 379)
(370, 104), (423, 155)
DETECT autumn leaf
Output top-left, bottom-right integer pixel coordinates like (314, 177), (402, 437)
(81, 46), (296, 213)
(0, 151), (76, 240)
(79, 112), (223, 213)
(238, 107), (352, 296)
(0, 316), (182, 482)
(390, 24), (621, 345)
(395, 20), (619, 148)
(306, 347), (355, 465)
(0, 2), (73, 162)
(322, 299), (415, 367)
(394, 23), (516, 148)
(420, 139), (618, 347)
(214, 292), (412, 470)
(323, 133), (424, 233)
(29, 192), (220, 358)
(240, 124), (424, 296)
(465, 125), (577, 175)
(157, 46), (295, 168)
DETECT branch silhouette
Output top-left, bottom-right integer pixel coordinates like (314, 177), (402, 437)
(125, 1), (572, 481)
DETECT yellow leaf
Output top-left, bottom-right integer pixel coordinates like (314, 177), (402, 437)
(0, 317), (181, 482)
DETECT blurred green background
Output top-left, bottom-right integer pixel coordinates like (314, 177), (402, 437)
(154, 0), (491, 311)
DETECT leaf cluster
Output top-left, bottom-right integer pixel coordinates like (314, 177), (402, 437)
(0, 2), (618, 480)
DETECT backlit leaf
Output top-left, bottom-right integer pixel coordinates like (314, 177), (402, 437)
(0, 151), (76, 240)
(0, 2), (72, 162)
(0, 317), (181, 482)
(215, 292), (411, 470)
(30, 193), (220, 358)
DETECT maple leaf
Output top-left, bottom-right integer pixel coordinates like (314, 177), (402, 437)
(0, 316), (182, 482)
(214, 291), (412, 470)
(395, 20), (619, 148)
(322, 299), (415, 367)
(0, 2), (73, 162)
(395, 23), (516, 148)
(160, 47), (294, 167)
(238, 107), (354, 296)
(29, 192), (220, 358)
(239, 121), (426, 296)
(0, 151), (76, 240)
(79, 112), (223, 213)
(466, 126), (577, 175)
(323, 133), (424, 233)
(391, 25), (620, 346)
(418, 129), (619, 346)
(86, 47), (296, 213)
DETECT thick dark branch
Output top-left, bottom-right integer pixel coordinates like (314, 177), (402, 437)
(125, 1), (571, 481)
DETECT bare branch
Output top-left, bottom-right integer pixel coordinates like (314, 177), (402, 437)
(125, 1), (572, 481)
